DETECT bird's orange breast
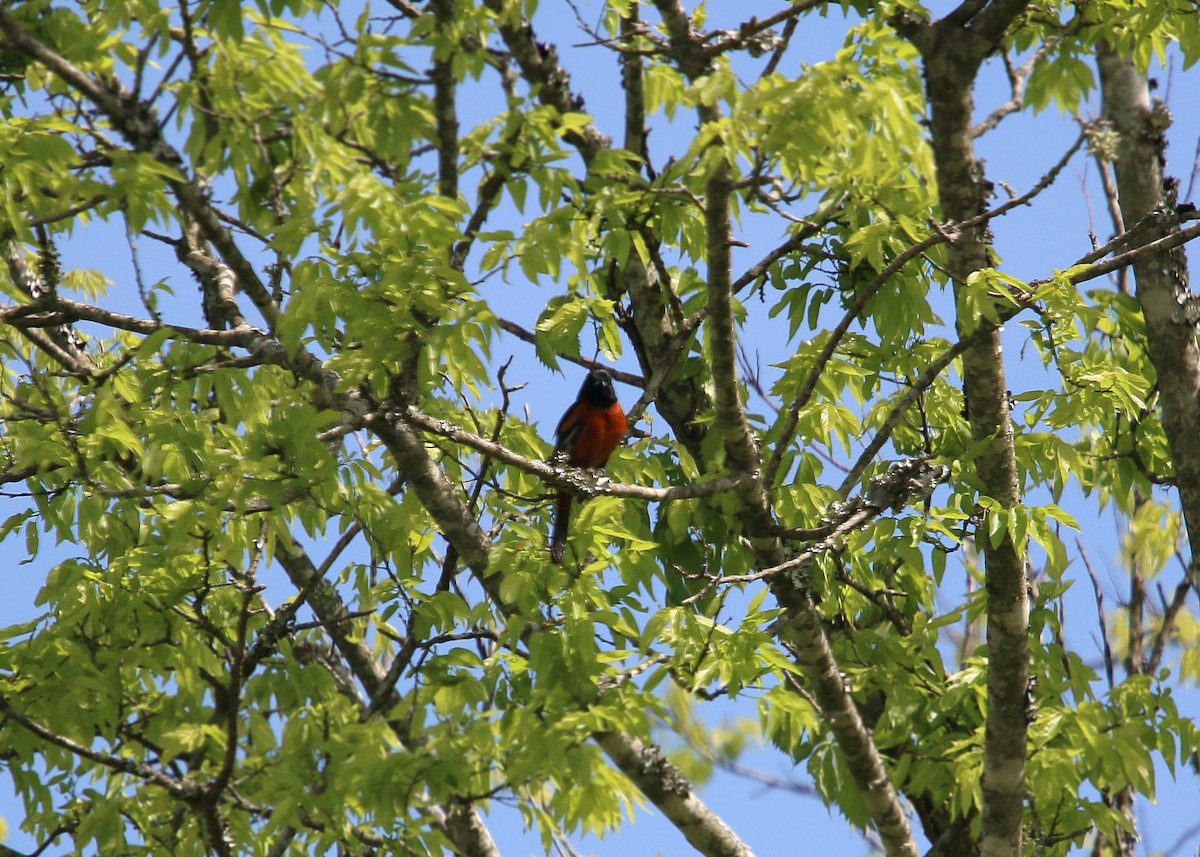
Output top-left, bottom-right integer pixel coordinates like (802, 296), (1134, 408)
(567, 403), (627, 468)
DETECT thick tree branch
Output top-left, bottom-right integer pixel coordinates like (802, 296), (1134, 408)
(1090, 43), (1200, 857)
(480, 0), (609, 162)
(621, 4), (649, 162)
(1066, 218), (1200, 286)
(594, 732), (754, 857)
(1098, 43), (1200, 590)
(906, 4), (1034, 854)
(431, 0), (459, 201)
(0, 296), (266, 347)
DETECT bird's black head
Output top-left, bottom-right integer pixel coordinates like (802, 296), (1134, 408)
(579, 368), (618, 407)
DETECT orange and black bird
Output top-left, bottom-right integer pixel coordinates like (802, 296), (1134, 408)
(550, 368), (626, 563)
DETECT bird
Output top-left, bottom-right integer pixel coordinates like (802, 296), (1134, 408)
(550, 367), (626, 564)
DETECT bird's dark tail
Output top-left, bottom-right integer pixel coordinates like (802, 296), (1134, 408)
(551, 492), (573, 563)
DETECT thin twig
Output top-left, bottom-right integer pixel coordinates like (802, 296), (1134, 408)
(1077, 538), (1115, 690)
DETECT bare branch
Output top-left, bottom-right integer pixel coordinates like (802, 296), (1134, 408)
(1077, 538), (1116, 689)
(973, 37), (1062, 137)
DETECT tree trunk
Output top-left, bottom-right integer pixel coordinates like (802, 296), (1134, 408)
(904, 5), (1032, 853)
(1097, 43), (1200, 583)
(1093, 37), (1200, 857)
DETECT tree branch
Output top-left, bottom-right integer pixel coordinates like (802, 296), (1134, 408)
(906, 5), (1036, 852)
(480, 0), (609, 162)
(593, 732), (755, 857)
(0, 9), (280, 328)
(399, 405), (752, 502)
(270, 536), (502, 857)
(1098, 41), (1200, 594)
(0, 694), (198, 799)
(687, 459), (949, 600)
